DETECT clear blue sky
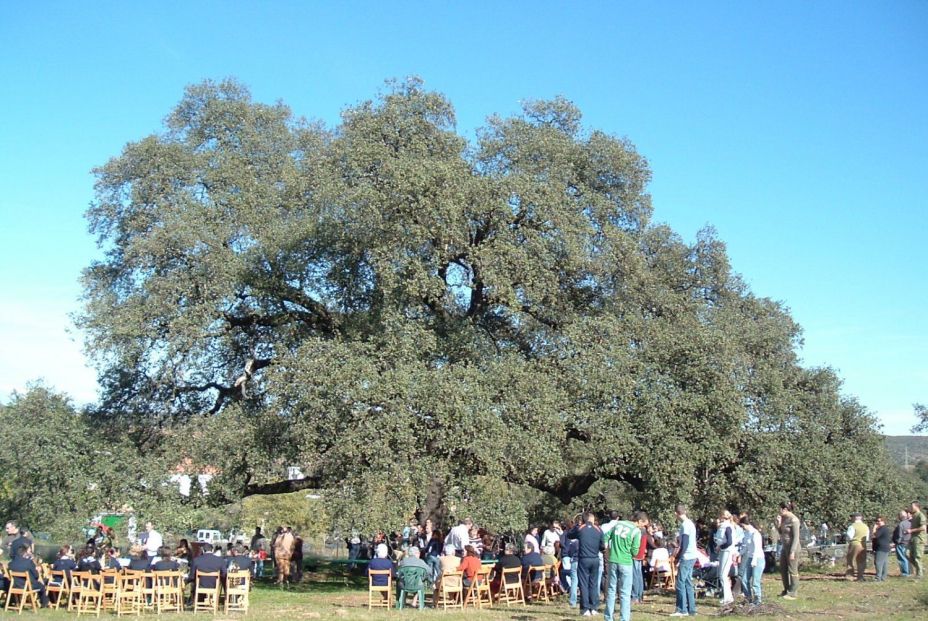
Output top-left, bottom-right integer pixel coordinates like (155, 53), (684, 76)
(1, 1), (925, 433)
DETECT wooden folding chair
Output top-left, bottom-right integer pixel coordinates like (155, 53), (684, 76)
(99, 568), (120, 612)
(193, 571), (221, 614)
(115, 571), (142, 616)
(225, 569), (251, 613)
(153, 570), (184, 613)
(46, 569), (70, 609)
(5, 570), (40, 613)
(367, 569), (394, 609)
(464, 563), (493, 608)
(545, 561), (563, 599)
(650, 560), (675, 591)
(526, 565), (549, 603)
(435, 569), (463, 609)
(497, 566), (526, 606)
(73, 571), (103, 617)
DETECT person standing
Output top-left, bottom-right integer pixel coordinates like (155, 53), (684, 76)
(525, 526), (541, 554)
(3, 521), (20, 558)
(631, 515), (650, 604)
(274, 527), (295, 585)
(908, 500), (926, 578)
(603, 512), (643, 621)
(445, 518), (472, 557)
(845, 514), (869, 581)
(251, 528), (268, 578)
(670, 504), (698, 618)
(142, 522), (163, 559)
(714, 511), (736, 605)
(892, 511), (911, 577)
(778, 502), (801, 599)
(541, 520), (563, 556)
(740, 519), (765, 604)
(290, 532), (304, 583)
(871, 516), (892, 582)
(561, 522), (580, 608)
(566, 511), (604, 616)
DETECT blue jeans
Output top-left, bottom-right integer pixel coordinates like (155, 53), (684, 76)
(896, 545), (910, 576)
(746, 556), (764, 603)
(426, 555), (440, 581)
(631, 559), (643, 601)
(675, 558), (697, 615)
(604, 563), (633, 621)
(566, 558), (578, 606)
(738, 553), (751, 597)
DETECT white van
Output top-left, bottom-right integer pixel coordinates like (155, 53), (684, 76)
(196, 529), (223, 545)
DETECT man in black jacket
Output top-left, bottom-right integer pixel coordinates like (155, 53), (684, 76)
(9, 546), (49, 607)
(188, 543), (227, 601)
(872, 516), (893, 582)
(566, 512), (604, 616)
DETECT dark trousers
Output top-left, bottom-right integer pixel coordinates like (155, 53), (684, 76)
(779, 551), (798, 595)
(578, 557), (600, 612)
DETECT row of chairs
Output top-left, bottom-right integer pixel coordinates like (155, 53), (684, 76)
(369, 562), (564, 610)
(4, 568), (250, 616)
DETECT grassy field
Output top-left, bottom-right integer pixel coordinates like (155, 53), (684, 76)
(5, 564), (926, 619)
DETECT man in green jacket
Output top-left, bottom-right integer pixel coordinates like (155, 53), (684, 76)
(845, 513), (869, 581)
(604, 511), (645, 621)
(908, 501), (926, 579)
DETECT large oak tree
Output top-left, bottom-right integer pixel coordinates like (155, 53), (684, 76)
(79, 78), (909, 531)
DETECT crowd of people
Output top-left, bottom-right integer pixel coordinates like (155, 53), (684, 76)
(361, 499), (926, 621)
(0, 499), (923, 618)
(0, 519), (312, 609)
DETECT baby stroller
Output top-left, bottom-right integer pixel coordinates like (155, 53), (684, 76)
(691, 547), (725, 599)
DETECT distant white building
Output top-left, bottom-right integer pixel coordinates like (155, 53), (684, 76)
(168, 458), (216, 496)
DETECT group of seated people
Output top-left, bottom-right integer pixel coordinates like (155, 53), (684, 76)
(2, 540), (253, 609)
(367, 539), (565, 606)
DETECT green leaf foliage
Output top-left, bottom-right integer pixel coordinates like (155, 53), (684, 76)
(76, 78), (917, 532)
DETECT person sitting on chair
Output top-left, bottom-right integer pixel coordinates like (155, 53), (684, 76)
(228, 544), (254, 574)
(187, 543), (226, 603)
(51, 545), (78, 580)
(77, 546), (102, 573)
(458, 545), (481, 588)
(398, 546), (430, 606)
(649, 537), (672, 576)
(490, 543), (523, 595)
(127, 544), (152, 571)
(9, 545), (49, 607)
(152, 546), (180, 571)
(521, 541), (545, 600)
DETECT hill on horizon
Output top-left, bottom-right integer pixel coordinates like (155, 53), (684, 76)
(884, 435), (928, 468)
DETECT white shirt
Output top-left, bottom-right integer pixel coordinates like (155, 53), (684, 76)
(445, 524), (470, 552)
(750, 530), (764, 562)
(144, 529), (163, 556)
(649, 547), (671, 572)
(541, 529), (561, 549)
(525, 533), (540, 553)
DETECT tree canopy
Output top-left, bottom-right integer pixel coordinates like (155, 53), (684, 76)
(76, 78), (914, 532)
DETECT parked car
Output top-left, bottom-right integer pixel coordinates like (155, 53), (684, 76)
(195, 529), (223, 545)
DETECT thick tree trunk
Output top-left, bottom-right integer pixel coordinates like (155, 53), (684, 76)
(419, 477), (447, 528)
